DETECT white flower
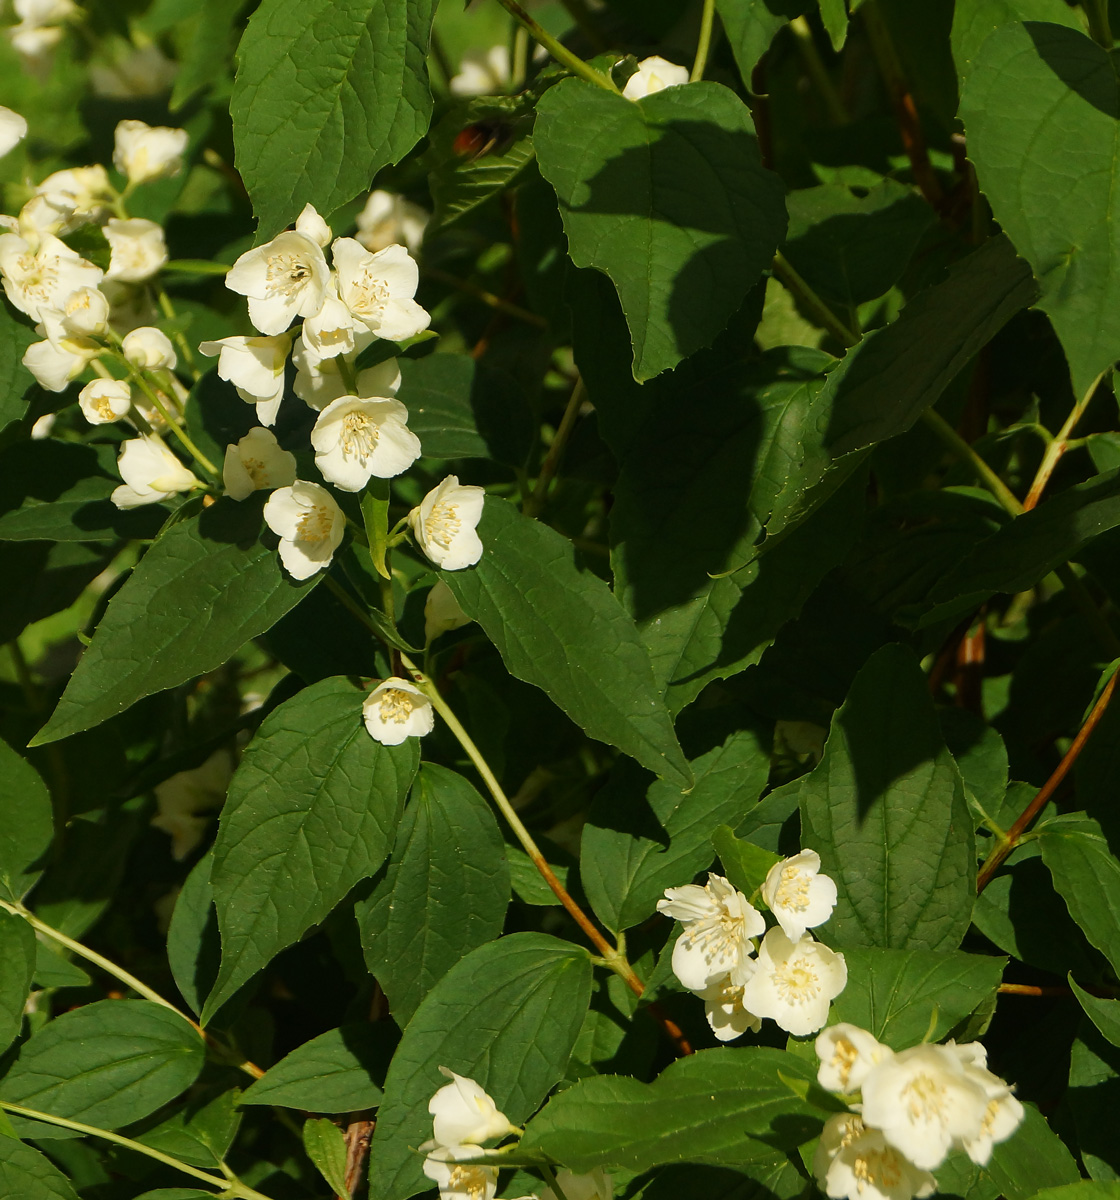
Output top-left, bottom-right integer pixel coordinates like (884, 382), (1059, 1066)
(761, 849), (838, 942)
(814, 1113), (937, 1200)
(311, 395), (421, 491)
(301, 287), (361, 358)
(362, 677), (435, 746)
(14, 0), (75, 25)
(263, 480), (345, 579)
(8, 23), (63, 81)
(408, 476), (485, 571)
(33, 165), (112, 231)
(223, 427), (297, 501)
(17, 193), (67, 239)
(198, 333), (291, 426)
(103, 217), (168, 283)
(425, 579), (471, 643)
(697, 969), (764, 1042)
(90, 43), (177, 98)
(657, 872), (766, 991)
(740, 928), (847, 1037)
(122, 326), (177, 371)
(112, 119), (188, 184)
(112, 435), (200, 509)
(22, 335), (97, 391)
(150, 749), (233, 860)
(622, 55), (690, 101)
(30, 412), (54, 438)
(420, 1143), (497, 1200)
(860, 1042), (992, 1171)
(52, 285), (110, 338)
(291, 333), (400, 410)
(294, 202), (331, 248)
(449, 44), (510, 96)
(356, 189), (428, 254)
(0, 107), (27, 157)
(946, 1042), (1024, 1165)
(225, 229), (330, 336)
(0, 232), (102, 322)
(541, 1168), (613, 1200)
(331, 238), (430, 342)
(79, 378), (131, 425)
(816, 1023), (892, 1094)
(428, 1067), (516, 1147)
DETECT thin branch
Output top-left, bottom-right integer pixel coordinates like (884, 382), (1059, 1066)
(1023, 370), (1107, 510)
(771, 252), (860, 347)
(788, 16), (849, 123)
(524, 376), (586, 518)
(691, 0), (716, 82)
(493, 0), (618, 91)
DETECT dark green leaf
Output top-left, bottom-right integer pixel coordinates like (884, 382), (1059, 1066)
(205, 676), (419, 1021)
(440, 498), (690, 786)
(1039, 816), (1120, 978)
(359, 763), (509, 1026)
(799, 644), (976, 951)
(368, 933), (592, 1200)
(33, 942), (90, 990)
(712, 826), (781, 896)
(535, 79), (786, 380)
(0, 1138), (79, 1200)
(713, 0), (805, 101)
(170, 0), (239, 109)
(819, 0), (848, 50)
(231, 0), (436, 236)
(32, 498), (319, 745)
(303, 1117), (349, 1197)
(166, 852), (219, 1018)
(1070, 975), (1120, 1049)
(240, 1024), (390, 1111)
(0, 909), (34, 1054)
(0, 737), (52, 902)
(949, 0), (1080, 83)
(0, 306), (37, 432)
(986, 1103), (1082, 1200)
(1033, 1187), (1120, 1200)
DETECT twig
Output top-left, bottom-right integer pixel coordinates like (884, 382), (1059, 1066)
(772, 252), (860, 347)
(338, 1116), (375, 1199)
(524, 376), (586, 518)
(691, 0), (716, 82)
(425, 267), (547, 329)
(493, 0), (617, 91)
(789, 16), (849, 123)
(1023, 370), (1107, 510)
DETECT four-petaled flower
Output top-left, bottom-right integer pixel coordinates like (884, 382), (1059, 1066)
(332, 237), (431, 342)
(263, 480), (345, 579)
(113, 119), (188, 184)
(428, 1067), (517, 1147)
(225, 227), (331, 336)
(79, 378), (131, 425)
(199, 333), (293, 426)
(223, 427), (297, 501)
(740, 926), (847, 1036)
(761, 849), (838, 942)
(420, 1143), (497, 1200)
(409, 476), (485, 571)
(814, 1113), (937, 1200)
(362, 677), (435, 745)
(657, 872), (765, 991)
(311, 395), (421, 491)
(815, 1023), (891, 1094)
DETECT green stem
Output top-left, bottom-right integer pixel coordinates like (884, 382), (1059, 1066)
(691, 0), (716, 81)
(1024, 370), (1107, 510)
(1086, 0), (1113, 46)
(429, 28), (455, 90)
(154, 282), (201, 381)
(789, 16), (849, 122)
(541, 1165), (573, 1200)
(0, 1101), (274, 1200)
(493, 0), (618, 91)
(336, 353), (359, 395)
(524, 376), (587, 518)
(125, 363), (219, 479)
(772, 252), (860, 347)
(425, 267), (547, 328)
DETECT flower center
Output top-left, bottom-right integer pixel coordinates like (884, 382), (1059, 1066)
(773, 954), (820, 1004)
(901, 1071), (948, 1123)
(425, 500), (462, 550)
(243, 456), (267, 485)
(340, 410), (378, 461)
(295, 504), (334, 543)
(829, 1036), (860, 1089)
(774, 864), (812, 912)
(351, 269), (390, 316)
(95, 395), (118, 421)
(15, 251), (56, 304)
(377, 688), (416, 724)
(265, 253), (312, 300)
(447, 1165), (490, 1200)
(853, 1147), (905, 1192)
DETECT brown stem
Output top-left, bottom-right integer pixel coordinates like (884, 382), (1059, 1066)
(1023, 370), (1106, 510)
(977, 667), (1119, 893)
(337, 1116), (374, 1199)
(997, 983), (1069, 997)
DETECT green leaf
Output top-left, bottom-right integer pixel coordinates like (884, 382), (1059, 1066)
(231, 0), (436, 236)
(358, 763), (509, 1026)
(712, 826), (781, 897)
(0, 441), (167, 542)
(360, 480), (391, 580)
(204, 676), (419, 1022)
(302, 1117), (349, 1197)
(580, 728), (770, 934)
(1034, 1187), (1120, 1200)
(0, 307), (37, 433)
(1039, 816), (1120, 978)
(33, 942), (90, 991)
(0, 910), (34, 1055)
(0, 737), (52, 902)
(439, 498), (690, 787)
(166, 852), (218, 1018)
(170, 0), (238, 109)
(32, 498), (319, 746)
(819, 0), (848, 50)
(715, 0), (805, 91)
(1070, 975), (1120, 1049)
(240, 1024), (389, 1112)
(828, 947), (1007, 1048)
(961, 21), (1120, 398)
(0, 1000), (204, 1132)
(0, 1138), (79, 1200)
(368, 933), (592, 1200)
(949, 0), (1080, 83)
(986, 1103), (1082, 1200)
(799, 644), (976, 951)
(535, 78), (786, 380)
(520, 1047), (821, 1172)
(1068, 1029), (1120, 1184)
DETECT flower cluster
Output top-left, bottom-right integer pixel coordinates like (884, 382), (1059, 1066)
(813, 1025), (1025, 1200)
(658, 851), (844, 1039)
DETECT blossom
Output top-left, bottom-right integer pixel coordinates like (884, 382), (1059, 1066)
(291, 333), (400, 409)
(947, 1042), (1024, 1165)
(739, 927), (847, 1037)
(362, 677), (435, 746)
(331, 238), (431, 342)
(122, 326), (177, 371)
(112, 119), (188, 184)
(860, 1042), (991, 1171)
(22, 334), (97, 391)
(0, 232), (103, 322)
(112, 435), (200, 509)
(198, 333), (291, 426)
(761, 849), (838, 942)
(541, 1168), (613, 1200)
(104, 217), (168, 283)
(78, 378), (131, 425)
(657, 872), (765, 991)
(8, 22), (63, 81)
(263, 480), (345, 579)
(52, 285), (110, 338)
(0, 107), (28, 157)
(814, 1113), (937, 1200)
(311, 395), (421, 491)
(428, 1068), (516, 1147)
(223, 427), (297, 501)
(816, 1023), (892, 1094)
(301, 288), (361, 358)
(294, 202), (331, 248)
(90, 43), (177, 98)
(424, 579), (471, 643)
(33, 165), (111, 231)
(622, 55), (690, 101)
(697, 969), (763, 1042)
(450, 44), (510, 96)
(356, 189), (428, 254)
(420, 1143), (497, 1200)
(408, 476), (485, 571)
(150, 749), (233, 860)
(225, 229), (330, 336)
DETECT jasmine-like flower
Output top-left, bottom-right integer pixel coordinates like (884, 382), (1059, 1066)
(78, 378), (131, 425)
(311, 395), (421, 491)
(263, 480), (345, 579)
(420, 1143), (497, 1200)
(946, 1042), (1025, 1166)
(291, 333), (400, 410)
(111, 435), (200, 509)
(362, 677), (435, 746)
(424, 579), (472, 644)
(814, 1113), (937, 1200)
(696, 966), (764, 1042)
(331, 237), (430, 342)
(622, 55), (690, 101)
(740, 927), (847, 1037)
(816, 1023), (892, 1094)
(225, 226), (330, 336)
(104, 217), (168, 282)
(657, 873), (766, 991)
(222, 427), (296, 501)
(122, 326), (176, 371)
(0, 232), (102, 322)
(356, 189), (428, 254)
(0, 106), (27, 157)
(22, 334), (97, 391)
(761, 849), (838, 942)
(112, 119), (188, 184)
(408, 476), (485, 571)
(428, 1067), (517, 1147)
(199, 333), (292, 426)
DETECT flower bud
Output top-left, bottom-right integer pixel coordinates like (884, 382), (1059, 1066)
(79, 378), (131, 425)
(122, 326), (177, 370)
(112, 119), (188, 185)
(104, 217), (168, 283)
